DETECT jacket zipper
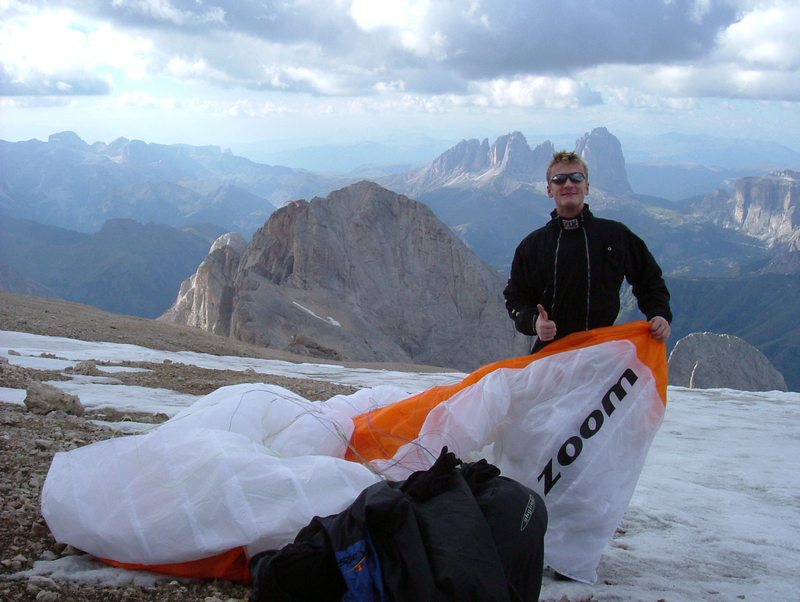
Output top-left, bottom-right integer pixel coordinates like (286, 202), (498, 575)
(552, 224), (591, 331)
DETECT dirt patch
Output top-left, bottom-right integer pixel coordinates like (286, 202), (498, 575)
(0, 291), (455, 374)
(104, 360), (358, 398)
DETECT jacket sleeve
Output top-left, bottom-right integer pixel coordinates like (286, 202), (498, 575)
(625, 230), (672, 323)
(503, 243), (540, 336)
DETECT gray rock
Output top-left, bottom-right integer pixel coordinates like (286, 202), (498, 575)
(35, 590), (59, 602)
(159, 232), (247, 335)
(668, 332), (787, 392)
(23, 382), (85, 416)
(389, 132), (554, 195)
(70, 360), (100, 375)
(0, 360), (31, 388)
(575, 127), (633, 195)
(162, 181), (528, 371)
(27, 576), (59, 590)
(698, 170), (799, 275)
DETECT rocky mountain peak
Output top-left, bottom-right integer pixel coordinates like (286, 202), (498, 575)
(489, 131), (528, 167)
(395, 132), (553, 194)
(428, 138), (491, 176)
(484, 131), (553, 183)
(210, 232), (248, 255)
(159, 232), (246, 335)
(47, 131), (89, 150)
(386, 129), (636, 196)
(698, 170), (799, 274)
(531, 140), (557, 173)
(728, 172), (797, 236)
(163, 180), (526, 369)
(575, 127), (632, 195)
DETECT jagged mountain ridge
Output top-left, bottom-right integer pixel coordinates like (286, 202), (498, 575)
(160, 232), (248, 336)
(394, 132), (555, 195)
(383, 128), (785, 278)
(696, 170), (800, 274)
(161, 181), (528, 371)
(381, 128), (631, 196)
(2, 128), (793, 278)
(0, 132), (349, 236)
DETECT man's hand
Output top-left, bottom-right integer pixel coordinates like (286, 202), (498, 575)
(649, 316), (671, 341)
(535, 304), (557, 341)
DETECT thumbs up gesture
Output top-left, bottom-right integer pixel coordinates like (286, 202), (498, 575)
(535, 304), (557, 341)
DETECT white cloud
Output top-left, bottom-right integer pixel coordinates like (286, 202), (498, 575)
(110, 0), (226, 26)
(282, 66), (349, 95)
(690, 0), (713, 21)
(1, 0), (798, 150)
(87, 25), (153, 81)
(111, 0), (184, 25)
(585, 49), (800, 104)
(115, 90), (178, 109)
(399, 28), (448, 60)
(471, 76), (602, 109)
(374, 80), (407, 94)
(601, 86), (699, 110)
(0, 7), (153, 93)
(716, 0), (800, 70)
(113, 91), (299, 119)
(164, 56), (232, 84)
(726, 67), (800, 100)
(165, 57), (207, 78)
(222, 100), (292, 118)
(350, 0), (429, 31)
(350, 0), (448, 59)
(6, 0), (796, 103)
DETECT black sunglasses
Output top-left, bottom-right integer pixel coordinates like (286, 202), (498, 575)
(550, 172), (586, 185)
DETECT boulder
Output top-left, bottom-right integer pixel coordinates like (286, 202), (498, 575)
(0, 358), (31, 389)
(668, 332), (787, 392)
(24, 382), (85, 416)
(69, 360), (101, 376)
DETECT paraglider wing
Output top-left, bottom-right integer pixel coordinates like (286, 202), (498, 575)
(346, 321), (668, 583)
(41, 322), (667, 584)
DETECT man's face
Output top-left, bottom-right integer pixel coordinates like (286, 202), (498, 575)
(547, 161), (589, 219)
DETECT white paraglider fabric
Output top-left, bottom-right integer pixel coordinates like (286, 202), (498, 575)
(41, 325), (666, 584)
(41, 384), (402, 564)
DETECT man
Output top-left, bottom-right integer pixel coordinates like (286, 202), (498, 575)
(504, 151), (671, 353)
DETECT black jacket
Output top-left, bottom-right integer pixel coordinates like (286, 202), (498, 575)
(504, 205), (671, 350)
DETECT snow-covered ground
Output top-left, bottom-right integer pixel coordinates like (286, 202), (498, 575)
(2, 330), (799, 601)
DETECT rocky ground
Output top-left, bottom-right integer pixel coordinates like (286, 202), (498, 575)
(0, 400), (255, 602)
(0, 293), (380, 602)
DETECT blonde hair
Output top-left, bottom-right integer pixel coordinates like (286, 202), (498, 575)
(547, 151), (589, 182)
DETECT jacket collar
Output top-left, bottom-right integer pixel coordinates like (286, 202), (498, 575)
(548, 204), (593, 230)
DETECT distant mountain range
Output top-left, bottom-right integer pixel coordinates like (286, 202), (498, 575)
(621, 131), (800, 169)
(0, 131), (349, 237)
(1, 129), (798, 389)
(377, 128), (796, 277)
(229, 130), (800, 179)
(0, 216), (223, 317)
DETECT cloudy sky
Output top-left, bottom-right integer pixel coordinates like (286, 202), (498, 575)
(1, 0), (798, 160)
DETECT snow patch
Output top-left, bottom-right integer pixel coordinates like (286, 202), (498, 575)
(292, 301), (342, 327)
